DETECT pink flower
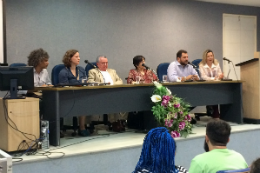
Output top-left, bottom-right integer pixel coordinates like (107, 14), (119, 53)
(165, 119), (173, 127)
(179, 121), (186, 130)
(174, 103), (180, 108)
(174, 113), (178, 119)
(161, 100), (169, 107)
(179, 111), (183, 114)
(162, 95), (171, 101)
(171, 131), (180, 138)
(186, 114), (191, 121)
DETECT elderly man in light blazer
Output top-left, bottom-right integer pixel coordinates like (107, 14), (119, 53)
(88, 55), (123, 85)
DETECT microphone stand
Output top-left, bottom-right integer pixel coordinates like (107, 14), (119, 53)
(222, 61), (233, 81)
(143, 65), (159, 82)
(226, 62), (231, 79)
(188, 63), (199, 81)
(151, 68), (159, 82)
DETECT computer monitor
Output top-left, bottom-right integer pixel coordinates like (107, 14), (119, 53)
(0, 66), (34, 99)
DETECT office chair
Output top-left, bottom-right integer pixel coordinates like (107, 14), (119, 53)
(156, 63), (170, 81)
(216, 167), (250, 173)
(51, 64), (78, 136)
(191, 59), (201, 78)
(85, 62), (97, 75)
(9, 63), (27, 67)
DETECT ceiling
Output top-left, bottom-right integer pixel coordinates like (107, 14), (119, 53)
(192, 0), (260, 7)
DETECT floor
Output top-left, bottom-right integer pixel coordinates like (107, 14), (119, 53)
(14, 116), (260, 164)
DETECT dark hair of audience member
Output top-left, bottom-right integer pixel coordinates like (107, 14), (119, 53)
(206, 119), (231, 146)
(133, 55), (145, 69)
(176, 49), (187, 59)
(251, 158), (260, 173)
(204, 139), (209, 152)
(62, 49), (78, 67)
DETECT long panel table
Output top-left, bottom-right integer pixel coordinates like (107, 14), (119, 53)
(41, 81), (243, 146)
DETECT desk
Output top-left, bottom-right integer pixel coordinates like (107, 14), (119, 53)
(41, 81), (243, 146)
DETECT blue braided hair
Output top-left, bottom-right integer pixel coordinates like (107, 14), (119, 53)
(133, 127), (178, 173)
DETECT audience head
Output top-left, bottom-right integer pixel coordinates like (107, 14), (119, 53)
(62, 49), (79, 68)
(133, 127), (177, 173)
(176, 49), (188, 65)
(96, 55), (108, 71)
(133, 55), (146, 70)
(251, 158), (260, 173)
(206, 119), (231, 148)
(201, 49), (218, 66)
(27, 48), (49, 69)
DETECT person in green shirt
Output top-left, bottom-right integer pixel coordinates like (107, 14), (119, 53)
(189, 119), (248, 173)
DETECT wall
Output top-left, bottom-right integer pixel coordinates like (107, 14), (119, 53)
(5, 0), (260, 82)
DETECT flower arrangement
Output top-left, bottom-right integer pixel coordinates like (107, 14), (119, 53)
(151, 82), (193, 138)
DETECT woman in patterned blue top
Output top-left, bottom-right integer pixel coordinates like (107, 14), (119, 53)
(133, 127), (188, 173)
(59, 49), (89, 136)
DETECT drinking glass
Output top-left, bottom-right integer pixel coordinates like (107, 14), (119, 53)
(82, 76), (87, 84)
(218, 72), (223, 80)
(136, 76), (140, 84)
(162, 75), (168, 82)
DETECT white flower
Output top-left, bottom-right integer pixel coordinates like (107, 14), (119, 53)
(166, 87), (172, 95)
(151, 95), (162, 103)
(153, 81), (162, 89)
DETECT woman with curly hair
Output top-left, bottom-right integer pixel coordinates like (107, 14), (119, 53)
(59, 49), (89, 136)
(133, 127), (188, 173)
(27, 48), (52, 87)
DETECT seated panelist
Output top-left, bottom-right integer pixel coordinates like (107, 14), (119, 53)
(167, 49), (200, 82)
(27, 48), (52, 87)
(88, 55), (123, 85)
(58, 49), (88, 137)
(26, 48), (52, 115)
(199, 49), (223, 119)
(59, 49), (86, 85)
(127, 55), (158, 84)
(199, 49), (224, 80)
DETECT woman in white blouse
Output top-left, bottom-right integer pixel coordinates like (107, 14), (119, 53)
(199, 49), (223, 118)
(199, 49), (224, 80)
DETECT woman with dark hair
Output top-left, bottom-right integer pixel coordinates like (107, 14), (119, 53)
(127, 55), (158, 84)
(59, 49), (88, 136)
(133, 127), (188, 173)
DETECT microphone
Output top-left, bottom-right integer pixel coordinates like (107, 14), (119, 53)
(223, 57), (231, 63)
(84, 60), (97, 68)
(188, 62), (197, 68)
(142, 64), (150, 70)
